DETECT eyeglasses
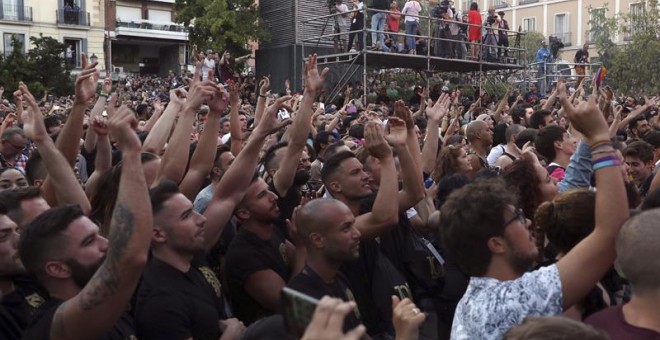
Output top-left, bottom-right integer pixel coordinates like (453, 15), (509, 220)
(503, 208), (527, 228)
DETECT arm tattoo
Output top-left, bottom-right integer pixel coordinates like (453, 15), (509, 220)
(79, 203), (135, 311)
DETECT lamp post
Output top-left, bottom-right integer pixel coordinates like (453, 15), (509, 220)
(90, 53), (98, 64)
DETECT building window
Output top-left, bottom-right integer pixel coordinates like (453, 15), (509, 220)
(3, 33), (25, 57)
(493, 0), (509, 9)
(64, 38), (83, 68)
(522, 18), (536, 32)
(554, 13), (570, 45)
(628, 3), (644, 39)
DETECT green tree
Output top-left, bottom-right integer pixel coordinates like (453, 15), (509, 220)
(174, 0), (268, 56)
(27, 34), (73, 97)
(520, 31), (546, 64)
(0, 36), (34, 95)
(588, 0), (660, 94)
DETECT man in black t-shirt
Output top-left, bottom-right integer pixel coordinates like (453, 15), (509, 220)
(18, 103), (153, 340)
(136, 94), (296, 338)
(0, 208), (46, 339)
(225, 177), (300, 325)
(287, 199), (362, 332)
(320, 120), (411, 337)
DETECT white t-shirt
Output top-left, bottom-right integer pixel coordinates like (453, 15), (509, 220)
(451, 264), (563, 340)
(202, 57), (216, 80)
(401, 1), (421, 22)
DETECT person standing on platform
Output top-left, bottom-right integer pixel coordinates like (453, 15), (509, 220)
(386, 1), (403, 52)
(496, 11), (510, 58)
(347, 0), (365, 52)
(467, 2), (482, 60)
(371, 0), (390, 51)
(536, 40), (553, 96)
(574, 43), (589, 88)
(401, 0), (422, 54)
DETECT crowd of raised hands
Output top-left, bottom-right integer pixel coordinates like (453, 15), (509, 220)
(0, 48), (659, 340)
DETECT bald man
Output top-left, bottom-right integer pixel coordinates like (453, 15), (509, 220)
(286, 199), (362, 332)
(466, 120), (494, 177)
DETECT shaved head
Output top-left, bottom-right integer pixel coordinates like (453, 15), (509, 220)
(466, 120), (488, 142)
(616, 208), (660, 294)
(296, 199), (350, 243)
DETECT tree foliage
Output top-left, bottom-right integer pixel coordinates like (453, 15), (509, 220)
(174, 0), (268, 56)
(0, 34), (73, 98)
(588, 0), (660, 94)
(520, 31), (546, 64)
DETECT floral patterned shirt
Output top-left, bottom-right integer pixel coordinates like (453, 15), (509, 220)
(451, 264), (563, 339)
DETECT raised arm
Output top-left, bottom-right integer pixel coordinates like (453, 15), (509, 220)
(155, 67), (220, 185)
(618, 98), (655, 130)
(19, 84), (91, 215)
(50, 102), (152, 340)
(422, 94), (451, 175)
(84, 116), (112, 200)
(253, 77), (270, 127)
(141, 88), (185, 154)
(83, 76), (112, 153)
(389, 110), (424, 212)
(57, 53), (100, 166)
(393, 100), (422, 172)
(493, 88), (511, 123)
(556, 84), (629, 310)
(202, 96), (293, 251)
(541, 86), (558, 111)
(272, 54), (329, 197)
(179, 84), (228, 200)
(354, 121), (399, 239)
(142, 98), (164, 133)
(228, 81), (244, 156)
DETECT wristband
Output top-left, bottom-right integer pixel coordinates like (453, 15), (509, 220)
(592, 154), (619, 163)
(99, 91), (109, 98)
(592, 159), (621, 171)
(589, 140), (611, 150)
(259, 94), (267, 98)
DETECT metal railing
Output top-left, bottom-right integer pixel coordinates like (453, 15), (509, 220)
(527, 60), (601, 93)
(300, 7), (528, 101)
(116, 19), (188, 32)
(56, 9), (90, 26)
(300, 7), (526, 62)
(0, 4), (32, 22)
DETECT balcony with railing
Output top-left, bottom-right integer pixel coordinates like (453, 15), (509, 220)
(519, 0), (539, 5)
(493, 0), (510, 9)
(56, 9), (90, 26)
(551, 32), (571, 46)
(0, 4), (32, 23)
(115, 19), (188, 41)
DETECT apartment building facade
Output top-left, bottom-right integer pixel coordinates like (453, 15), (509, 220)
(106, 0), (188, 76)
(0, 0), (105, 70)
(455, 0), (643, 62)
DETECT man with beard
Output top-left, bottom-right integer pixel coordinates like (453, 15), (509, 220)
(287, 198), (363, 332)
(0, 204), (45, 339)
(261, 55), (328, 236)
(320, 121), (409, 338)
(18, 102), (153, 339)
(439, 89), (629, 339)
(134, 95), (293, 339)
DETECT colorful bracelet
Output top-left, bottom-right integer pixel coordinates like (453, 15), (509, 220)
(589, 140), (612, 150)
(592, 154), (620, 164)
(592, 159), (622, 171)
(591, 149), (617, 156)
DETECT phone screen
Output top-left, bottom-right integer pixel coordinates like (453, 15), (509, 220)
(281, 287), (319, 337)
(319, 103), (325, 110)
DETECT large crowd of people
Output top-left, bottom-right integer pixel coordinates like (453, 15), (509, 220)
(0, 48), (659, 340)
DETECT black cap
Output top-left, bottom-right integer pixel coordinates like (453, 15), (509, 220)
(498, 11), (505, 15)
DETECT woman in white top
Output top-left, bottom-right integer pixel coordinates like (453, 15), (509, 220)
(401, 0), (422, 54)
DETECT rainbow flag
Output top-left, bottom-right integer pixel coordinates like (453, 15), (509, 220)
(594, 66), (608, 88)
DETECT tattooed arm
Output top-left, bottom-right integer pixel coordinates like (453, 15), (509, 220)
(50, 100), (153, 340)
